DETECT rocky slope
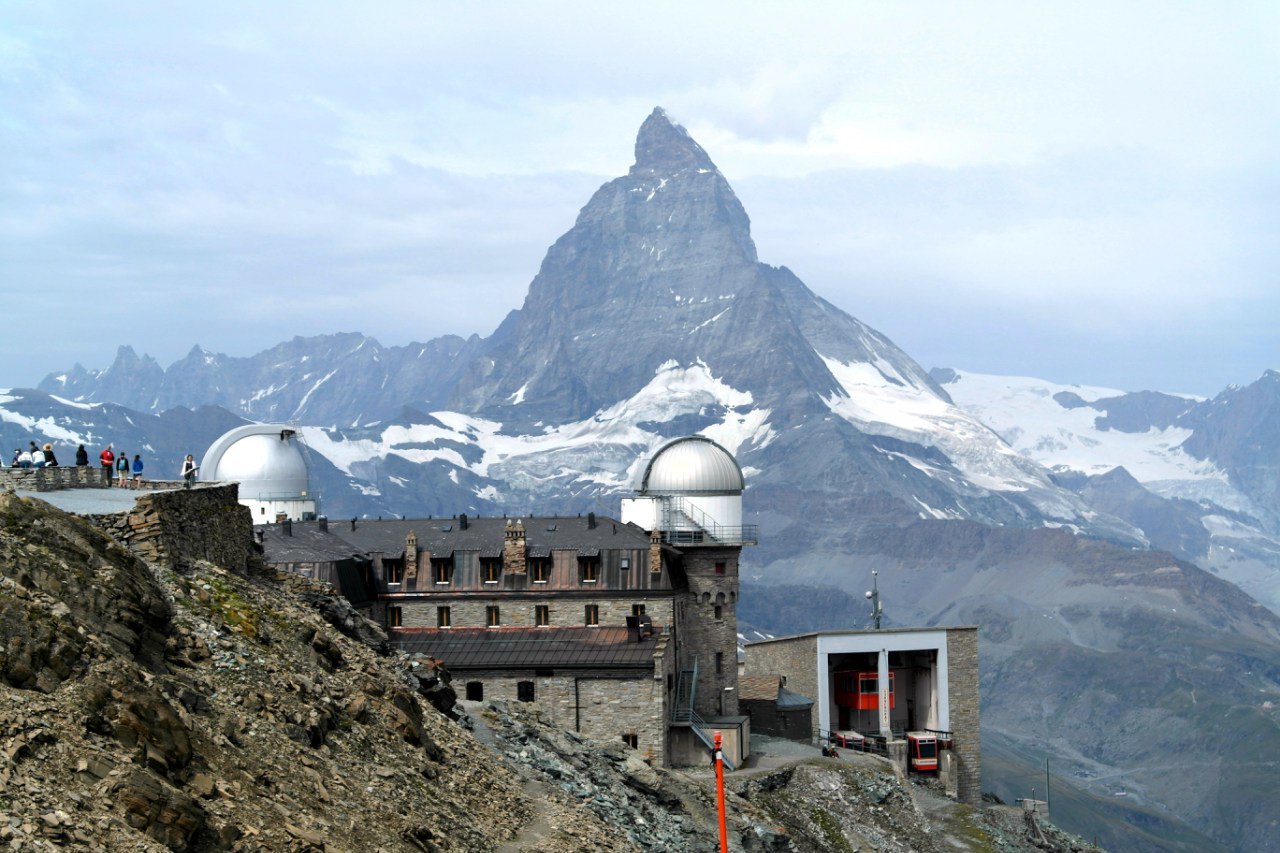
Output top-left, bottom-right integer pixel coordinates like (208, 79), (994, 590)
(1, 489), (1095, 852)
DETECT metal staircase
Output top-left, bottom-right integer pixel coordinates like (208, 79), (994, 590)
(671, 657), (735, 770)
(657, 496), (757, 546)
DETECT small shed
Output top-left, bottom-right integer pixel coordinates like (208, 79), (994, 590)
(739, 675), (813, 741)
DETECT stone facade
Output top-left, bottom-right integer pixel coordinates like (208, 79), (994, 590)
(471, 664), (668, 764)
(394, 596), (676, 631)
(742, 635), (818, 733)
(946, 627), (980, 805)
(676, 546), (741, 717)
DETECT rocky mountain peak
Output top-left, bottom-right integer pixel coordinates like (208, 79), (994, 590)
(631, 107), (716, 175)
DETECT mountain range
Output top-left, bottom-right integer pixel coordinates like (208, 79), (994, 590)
(9, 108), (1280, 851)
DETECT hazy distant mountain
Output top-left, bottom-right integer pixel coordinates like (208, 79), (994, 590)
(936, 368), (1280, 615)
(17, 108), (1280, 851)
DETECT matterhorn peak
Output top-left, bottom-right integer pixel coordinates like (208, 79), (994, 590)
(631, 107), (716, 175)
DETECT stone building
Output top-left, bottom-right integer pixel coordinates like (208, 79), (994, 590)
(743, 627), (981, 804)
(259, 436), (756, 768)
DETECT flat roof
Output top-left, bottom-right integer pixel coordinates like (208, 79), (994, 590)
(744, 625), (977, 647)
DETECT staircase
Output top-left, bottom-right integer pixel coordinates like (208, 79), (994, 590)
(671, 658), (735, 770)
(657, 497), (758, 546)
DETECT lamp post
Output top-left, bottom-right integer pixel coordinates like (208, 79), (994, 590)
(714, 730), (728, 853)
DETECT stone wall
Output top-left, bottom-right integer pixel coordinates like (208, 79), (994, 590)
(946, 627), (981, 805)
(0, 466), (108, 491)
(677, 546), (741, 717)
(87, 484), (254, 572)
(742, 635), (818, 738)
(461, 635), (670, 766)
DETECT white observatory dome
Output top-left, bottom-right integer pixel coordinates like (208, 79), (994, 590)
(640, 436), (744, 495)
(201, 426), (309, 500)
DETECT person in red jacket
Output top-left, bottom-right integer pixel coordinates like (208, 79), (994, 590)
(100, 445), (115, 485)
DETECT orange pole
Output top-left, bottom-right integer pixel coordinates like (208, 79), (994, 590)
(715, 730), (728, 853)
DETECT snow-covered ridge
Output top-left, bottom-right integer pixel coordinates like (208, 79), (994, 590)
(818, 354), (1055, 497)
(302, 360), (775, 498)
(940, 369), (1224, 483)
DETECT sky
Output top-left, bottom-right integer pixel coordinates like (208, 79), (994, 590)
(1, 1), (1277, 397)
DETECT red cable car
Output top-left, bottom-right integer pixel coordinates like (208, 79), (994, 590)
(907, 732), (938, 772)
(834, 670), (895, 711)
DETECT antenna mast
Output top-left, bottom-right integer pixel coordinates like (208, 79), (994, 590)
(865, 570), (883, 630)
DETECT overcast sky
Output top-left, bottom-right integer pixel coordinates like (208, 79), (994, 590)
(2, 2), (1276, 397)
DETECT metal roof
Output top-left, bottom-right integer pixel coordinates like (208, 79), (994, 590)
(269, 515), (650, 559)
(738, 675), (781, 702)
(640, 435), (744, 495)
(393, 626), (663, 670)
(259, 524), (367, 564)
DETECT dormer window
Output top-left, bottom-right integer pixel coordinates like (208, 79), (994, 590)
(578, 556), (599, 584)
(530, 558), (551, 583)
(432, 557), (453, 585)
(481, 558), (502, 584)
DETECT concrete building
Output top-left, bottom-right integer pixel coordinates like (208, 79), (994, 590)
(744, 627), (981, 804)
(201, 425), (317, 522)
(260, 436), (756, 769)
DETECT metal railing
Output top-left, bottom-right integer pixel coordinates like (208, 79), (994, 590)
(657, 497), (758, 546)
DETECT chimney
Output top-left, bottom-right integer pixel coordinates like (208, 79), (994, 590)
(459, 513), (469, 530)
(587, 512), (596, 530)
(504, 518), (527, 575)
(649, 529), (663, 574)
(405, 530), (418, 575)
(318, 516), (328, 533)
(282, 519), (292, 537)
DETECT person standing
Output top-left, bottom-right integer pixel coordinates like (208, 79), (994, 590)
(180, 454), (198, 489)
(75, 444), (89, 467)
(130, 454), (144, 489)
(116, 452), (130, 487)
(100, 445), (115, 485)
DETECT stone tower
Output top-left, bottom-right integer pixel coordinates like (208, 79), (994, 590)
(620, 436), (757, 718)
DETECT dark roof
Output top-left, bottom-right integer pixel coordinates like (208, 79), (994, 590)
(392, 626), (663, 670)
(268, 515), (650, 559)
(776, 686), (814, 710)
(259, 524), (368, 564)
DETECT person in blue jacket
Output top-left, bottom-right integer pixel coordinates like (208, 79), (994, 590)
(130, 454), (144, 489)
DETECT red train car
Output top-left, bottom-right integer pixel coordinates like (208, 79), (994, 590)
(833, 670), (895, 711)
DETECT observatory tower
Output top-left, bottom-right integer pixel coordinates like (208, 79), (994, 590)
(622, 436), (756, 718)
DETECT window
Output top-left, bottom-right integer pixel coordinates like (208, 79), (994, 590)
(579, 557), (598, 583)
(621, 733), (638, 749)
(535, 605), (550, 627)
(714, 605), (723, 620)
(465, 681), (483, 701)
(388, 562), (403, 584)
(388, 606), (402, 627)
(433, 558), (452, 585)
(715, 652), (724, 674)
(584, 604), (599, 627)
(632, 603), (646, 617)
(437, 606), (451, 628)
(482, 558), (502, 584)
(530, 558), (550, 583)
(620, 557), (630, 571)
(715, 561), (726, 575)
(486, 605), (501, 627)
(517, 681), (535, 703)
